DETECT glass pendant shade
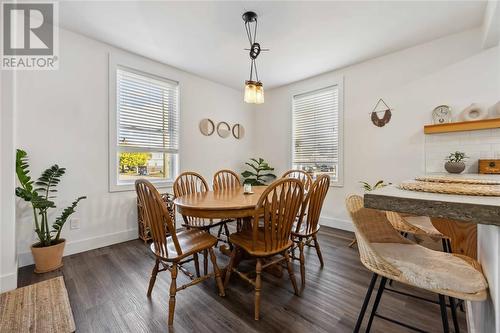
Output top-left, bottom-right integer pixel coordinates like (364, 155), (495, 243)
(244, 80), (264, 104)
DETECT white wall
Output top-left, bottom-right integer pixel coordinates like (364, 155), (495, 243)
(14, 28), (254, 266)
(254, 28), (500, 231)
(0, 71), (18, 292)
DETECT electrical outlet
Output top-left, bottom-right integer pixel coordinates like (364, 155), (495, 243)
(70, 218), (81, 230)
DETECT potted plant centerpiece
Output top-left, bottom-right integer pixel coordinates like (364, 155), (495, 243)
(444, 151), (468, 174)
(15, 149), (86, 273)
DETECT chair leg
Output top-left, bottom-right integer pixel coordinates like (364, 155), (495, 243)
(224, 247), (237, 287)
(449, 297), (460, 333)
(447, 239), (453, 253)
(147, 258), (160, 297)
(439, 294), (450, 333)
(284, 250), (299, 296)
(192, 253), (200, 278)
(312, 234), (324, 267)
(298, 240), (306, 290)
(208, 248), (225, 297)
(203, 249), (208, 276)
(354, 273), (378, 333)
(254, 258), (262, 320)
(216, 224), (224, 239)
(348, 238), (357, 248)
(223, 223), (233, 250)
(366, 277), (387, 332)
(168, 264), (178, 326)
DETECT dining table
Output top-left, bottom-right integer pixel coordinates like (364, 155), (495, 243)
(173, 185), (285, 276)
(173, 185), (267, 220)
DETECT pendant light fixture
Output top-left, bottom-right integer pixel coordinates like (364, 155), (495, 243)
(242, 11), (268, 104)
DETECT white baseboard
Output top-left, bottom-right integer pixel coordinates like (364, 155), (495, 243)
(18, 228), (138, 267)
(0, 271), (18, 292)
(319, 216), (354, 232)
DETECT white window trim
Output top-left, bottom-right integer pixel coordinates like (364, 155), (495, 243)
(289, 76), (344, 187)
(108, 52), (181, 192)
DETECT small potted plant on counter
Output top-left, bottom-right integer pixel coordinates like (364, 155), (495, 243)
(444, 151), (468, 174)
(15, 149), (86, 273)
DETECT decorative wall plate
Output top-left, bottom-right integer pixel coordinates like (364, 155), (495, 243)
(232, 124), (245, 139)
(217, 121), (231, 138)
(199, 118), (215, 136)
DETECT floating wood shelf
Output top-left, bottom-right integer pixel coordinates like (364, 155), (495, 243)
(424, 118), (500, 134)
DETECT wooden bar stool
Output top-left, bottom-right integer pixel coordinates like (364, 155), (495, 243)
(135, 179), (225, 327)
(386, 211), (452, 252)
(346, 195), (487, 333)
(291, 174), (330, 290)
(224, 178), (304, 320)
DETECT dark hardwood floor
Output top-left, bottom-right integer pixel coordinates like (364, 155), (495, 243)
(18, 227), (467, 333)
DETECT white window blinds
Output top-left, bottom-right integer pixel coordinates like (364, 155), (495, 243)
(292, 85), (339, 179)
(117, 68), (179, 152)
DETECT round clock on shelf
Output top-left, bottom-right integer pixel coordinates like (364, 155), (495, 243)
(432, 105), (452, 124)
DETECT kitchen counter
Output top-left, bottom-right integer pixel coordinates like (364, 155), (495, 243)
(363, 174), (500, 332)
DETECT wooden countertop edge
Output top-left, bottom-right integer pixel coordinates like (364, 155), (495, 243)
(364, 193), (500, 227)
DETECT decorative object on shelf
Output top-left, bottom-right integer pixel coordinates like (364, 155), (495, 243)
(432, 105), (452, 124)
(370, 98), (392, 127)
(242, 11), (269, 104)
(15, 149), (86, 273)
(489, 101), (500, 117)
(479, 159), (500, 174)
(444, 151), (468, 174)
(461, 103), (487, 121)
(137, 192), (175, 243)
(216, 121), (231, 138)
(232, 123), (245, 139)
(241, 157), (276, 185)
(199, 118), (215, 136)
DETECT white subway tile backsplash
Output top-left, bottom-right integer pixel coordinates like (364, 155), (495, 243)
(425, 129), (498, 173)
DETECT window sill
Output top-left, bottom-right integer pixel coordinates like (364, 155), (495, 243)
(109, 180), (174, 193)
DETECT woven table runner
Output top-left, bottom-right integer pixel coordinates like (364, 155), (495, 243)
(415, 175), (500, 185)
(400, 181), (500, 196)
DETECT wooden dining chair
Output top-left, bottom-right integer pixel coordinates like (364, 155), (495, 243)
(213, 169), (241, 191)
(224, 178), (304, 320)
(346, 195), (487, 333)
(213, 169), (242, 239)
(282, 169), (313, 192)
(135, 179), (225, 327)
(291, 174), (330, 289)
(173, 171), (228, 274)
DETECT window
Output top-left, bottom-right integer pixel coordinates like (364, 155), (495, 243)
(111, 67), (179, 190)
(292, 84), (343, 185)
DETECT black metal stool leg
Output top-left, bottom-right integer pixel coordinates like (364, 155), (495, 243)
(366, 277), (388, 332)
(439, 294), (450, 333)
(354, 274), (378, 333)
(449, 297), (460, 333)
(441, 239), (449, 253)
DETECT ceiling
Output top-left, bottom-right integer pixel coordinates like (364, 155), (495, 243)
(58, 1), (487, 90)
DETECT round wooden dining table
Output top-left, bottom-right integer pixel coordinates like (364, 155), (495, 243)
(173, 186), (267, 220)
